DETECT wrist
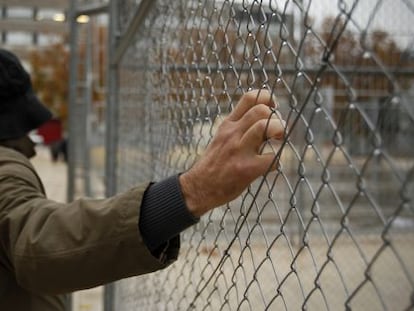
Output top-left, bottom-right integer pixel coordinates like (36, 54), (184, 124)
(179, 170), (209, 218)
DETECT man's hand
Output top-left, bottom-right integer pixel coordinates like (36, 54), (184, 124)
(179, 89), (286, 217)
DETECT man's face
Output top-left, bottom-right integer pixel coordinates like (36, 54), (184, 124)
(0, 135), (37, 158)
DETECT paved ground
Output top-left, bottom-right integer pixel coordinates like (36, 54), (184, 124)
(30, 146), (414, 310)
(31, 146), (103, 311)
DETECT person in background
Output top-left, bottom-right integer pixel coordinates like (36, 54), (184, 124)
(0, 49), (286, 310)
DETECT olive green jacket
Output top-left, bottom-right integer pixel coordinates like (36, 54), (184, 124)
(0, 146), (176, 310)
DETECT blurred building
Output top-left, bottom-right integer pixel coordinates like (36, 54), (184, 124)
(0, 0), (69, 61)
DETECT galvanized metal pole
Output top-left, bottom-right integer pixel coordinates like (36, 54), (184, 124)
(67, 0), (78, 214)
(67, 3), (78, 311)
(111, 0), (155, 65)
(105, 1), (119, 198)
(84, 20), (93, 197)
(104, 0), (119, 310)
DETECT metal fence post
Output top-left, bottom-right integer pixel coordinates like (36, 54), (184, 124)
(83, 20), (93, 197)
(67, 1), (79, 310)
(104, 0), (119, 310)
(67, 0), (78, 204)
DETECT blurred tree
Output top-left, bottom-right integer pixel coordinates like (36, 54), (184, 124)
(308, 16), (408, 95)
(30, 42), (69, 128)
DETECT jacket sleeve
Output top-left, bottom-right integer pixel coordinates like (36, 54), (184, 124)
(0, 174), (178, 295)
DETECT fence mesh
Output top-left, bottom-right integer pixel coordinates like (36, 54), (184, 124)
(109, 0), (414, 310)
(70, 12), (107, 199)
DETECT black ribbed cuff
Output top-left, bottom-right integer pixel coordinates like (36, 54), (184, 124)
(139, 174), (199, 253)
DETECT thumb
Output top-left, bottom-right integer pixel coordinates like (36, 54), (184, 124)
(254, 153), (279, 176)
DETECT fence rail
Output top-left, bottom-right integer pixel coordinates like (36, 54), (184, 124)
(70, 0), (414, 310)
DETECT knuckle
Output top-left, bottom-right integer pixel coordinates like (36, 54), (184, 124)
(238, 96), (252, 110)
(218, 118), (232, 131)
(256, 90), (272, 103)
(243, 89), (259, 101)
(220, 120), (236, 138)
(214, 123), (239, 148)
(219, 118), (231, 129)
(256, 104), (272, 117)
(244, 104), (271, 122)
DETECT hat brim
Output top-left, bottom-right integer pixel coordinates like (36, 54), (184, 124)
(24, 89), (53, 131)
(0, 89), (52, 140)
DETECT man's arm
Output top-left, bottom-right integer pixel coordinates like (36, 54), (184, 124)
(1, 89), (285, 295)
(0, 175), (168, 295)
(139, 90), (285, 250)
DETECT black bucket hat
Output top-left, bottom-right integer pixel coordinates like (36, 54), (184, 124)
(0, 49), (52, 141)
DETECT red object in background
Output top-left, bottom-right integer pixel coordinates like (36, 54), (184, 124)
(36, 118), (62, 145)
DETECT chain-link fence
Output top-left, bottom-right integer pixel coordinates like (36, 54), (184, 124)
(68, 3), (107, 201)
(70, 0), (414, 310)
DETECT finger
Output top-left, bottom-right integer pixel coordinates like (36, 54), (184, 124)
(228, 89), (278, 121)
(253, 153), (279, 176)
(241, 118), (286, 152)
(238, 104), (274, 133)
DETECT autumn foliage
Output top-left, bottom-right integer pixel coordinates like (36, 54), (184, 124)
(29, 42), (69, 127)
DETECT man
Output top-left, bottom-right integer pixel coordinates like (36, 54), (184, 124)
(0, 49), (285, 310)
